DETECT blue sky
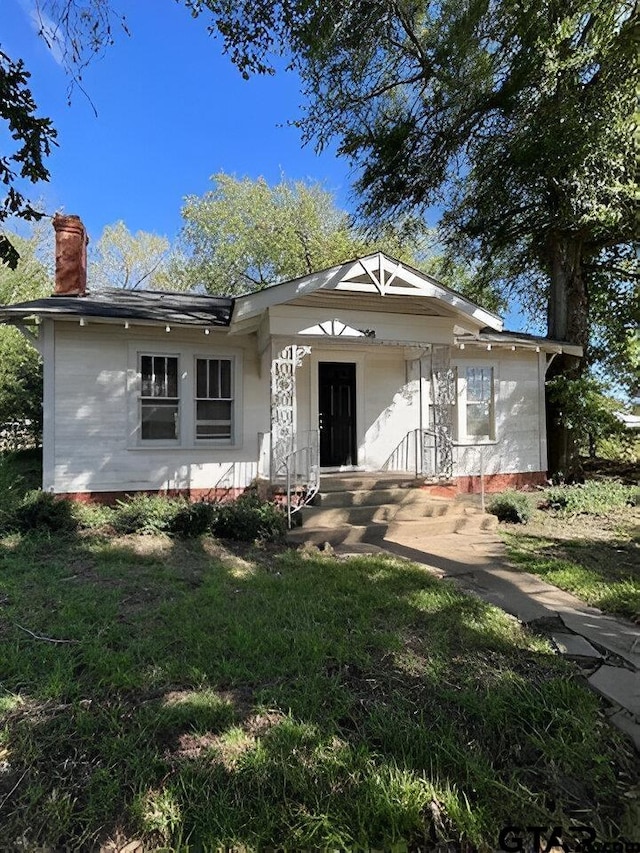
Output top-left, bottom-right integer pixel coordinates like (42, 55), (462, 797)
(4, 0), (353, 243)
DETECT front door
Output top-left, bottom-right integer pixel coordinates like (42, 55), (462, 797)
(318, 362), (357, 467)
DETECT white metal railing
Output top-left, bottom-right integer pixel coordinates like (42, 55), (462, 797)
(273, 429), (320, 528)
(383, 428), (452, 480)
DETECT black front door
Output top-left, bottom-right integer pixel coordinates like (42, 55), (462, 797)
(319, 362), (357, 467)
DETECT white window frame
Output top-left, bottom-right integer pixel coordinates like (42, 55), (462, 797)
(455, 363), (497, 444)
(127, 342), (243, 450)
(138, 352), (181, 445)
(194, 355), (235, 444)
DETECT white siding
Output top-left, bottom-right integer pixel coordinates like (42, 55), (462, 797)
(48, 313), (546, 494)
(51, 323), (267, 494)
(452, 350), (543, 476)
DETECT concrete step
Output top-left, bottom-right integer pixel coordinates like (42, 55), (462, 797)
(300, 504), (400, 528)
(317, 487), (419, 508)
(287, 522), (388, 547)
(319, 474), (420, 493)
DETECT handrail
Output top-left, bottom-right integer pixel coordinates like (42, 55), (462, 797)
(382, 427), (452, 480)
(274, 429), (320, 528)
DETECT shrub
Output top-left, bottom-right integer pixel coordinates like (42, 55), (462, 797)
(111, 494), (217, 537)
(73, 502), (116, 530)
(0, 454), (24, 529)
(112, 494), (188, 535)
(487, 491), (532, 524)
(10, 490), (78, 533)
(170, 500), (216, 537)
(211, 492), (287, 542)
(543, 480), (640, 515)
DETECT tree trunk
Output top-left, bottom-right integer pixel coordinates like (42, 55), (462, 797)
(544, 232), (589, 478)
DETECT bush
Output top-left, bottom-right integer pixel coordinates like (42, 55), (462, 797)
(112, 494), (188, 535)
(111, 494), (217, 537)
(9, 490), (78, 533)
(170, 500), (216, 537)
(487, 491), (532, 524)
(0, 455), (24, 529)
(211, 492), (287, 542)
(543, 480), (640, 515)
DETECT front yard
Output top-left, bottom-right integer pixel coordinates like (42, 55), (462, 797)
(0, 525), (638, 850)
(501, 498), (639, 621)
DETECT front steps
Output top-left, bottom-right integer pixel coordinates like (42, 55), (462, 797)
(287, 473), (497, 547)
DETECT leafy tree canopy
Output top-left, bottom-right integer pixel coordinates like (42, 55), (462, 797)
(172, 172), (490, 302)
(186, 0), (638, 384)
(89, 220), (170, 290)
(0, 230), (52, 441)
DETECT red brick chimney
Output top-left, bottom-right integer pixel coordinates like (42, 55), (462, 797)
(53, 214), (88, 296)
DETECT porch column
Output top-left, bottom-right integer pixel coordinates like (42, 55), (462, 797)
(270, 344), (311, 480)
(431, 345), (455, 479)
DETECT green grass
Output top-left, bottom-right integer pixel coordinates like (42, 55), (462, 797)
(500, 491), (639, 620)
(0, 530), (638, 850)
(504, 533), (640, 620)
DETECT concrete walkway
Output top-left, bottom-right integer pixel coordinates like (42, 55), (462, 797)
(339, 526), (640, 751)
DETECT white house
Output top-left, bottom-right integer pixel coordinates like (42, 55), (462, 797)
(0, 216), (581, 505)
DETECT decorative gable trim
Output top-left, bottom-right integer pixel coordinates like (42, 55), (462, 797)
(298, 319), (367, 337)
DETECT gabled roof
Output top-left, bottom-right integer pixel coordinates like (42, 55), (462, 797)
(0, 288), (233, 328)
(232, 252), (504, 333)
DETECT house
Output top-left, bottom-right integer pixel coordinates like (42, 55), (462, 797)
(0, 215), (582, 505)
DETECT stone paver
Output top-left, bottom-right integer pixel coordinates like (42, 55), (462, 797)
(551, 632), (603, 660)
(608, 710), (640, 752)
(560, 609), (640, 670)
(588, 666), (640, 718)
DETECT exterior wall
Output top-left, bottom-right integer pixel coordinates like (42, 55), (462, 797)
(47, 321), (268, 495)
(268, 305), (455, 345)
(45, 311), (547, 497)
(451, 349), (546, 479)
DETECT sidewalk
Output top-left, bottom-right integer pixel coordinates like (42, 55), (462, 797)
(342, 526), (640, 751)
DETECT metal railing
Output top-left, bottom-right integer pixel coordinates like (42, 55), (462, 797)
(383, 428), (452, 480)
(273, 429), (320, 528)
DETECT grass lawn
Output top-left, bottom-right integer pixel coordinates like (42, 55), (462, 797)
(502, 505), (640, 621)
(0, 528), (638, 850)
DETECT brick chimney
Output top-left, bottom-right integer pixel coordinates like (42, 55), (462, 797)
(53, 213), (88, 296)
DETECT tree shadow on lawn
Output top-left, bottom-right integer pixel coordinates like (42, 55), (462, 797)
(0, 531), (638, 850)
(504, 528), (640, 621)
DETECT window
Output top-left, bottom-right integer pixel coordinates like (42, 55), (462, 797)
(140, 355), (179, 440)
(465, 366), (493, 439)
(195, 357), (233, 440)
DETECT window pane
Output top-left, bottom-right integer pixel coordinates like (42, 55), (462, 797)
(467, 403), (490, 438)
(196, 423), (232, 439)
(197, 400), (232, 421)
(141, 356), (153, 396)
(208, 360), (219, 398)
(196, 359), (208, 398)
(166, 357), (178, 398)
(220, 359), (231, 398)
(141, 401), (178, 440)
(466, 367), (492, 402)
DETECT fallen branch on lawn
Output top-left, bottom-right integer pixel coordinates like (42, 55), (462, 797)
(14, 624), (80, 644)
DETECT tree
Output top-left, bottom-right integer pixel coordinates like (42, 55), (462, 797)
(0, 51), (57, 269)
(185, 0), (638, 473)
(0, 0), (126, 268)
(89, 220), (169, 290)
(174, 172), (473, 298)
(0, 230), (52, 444)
